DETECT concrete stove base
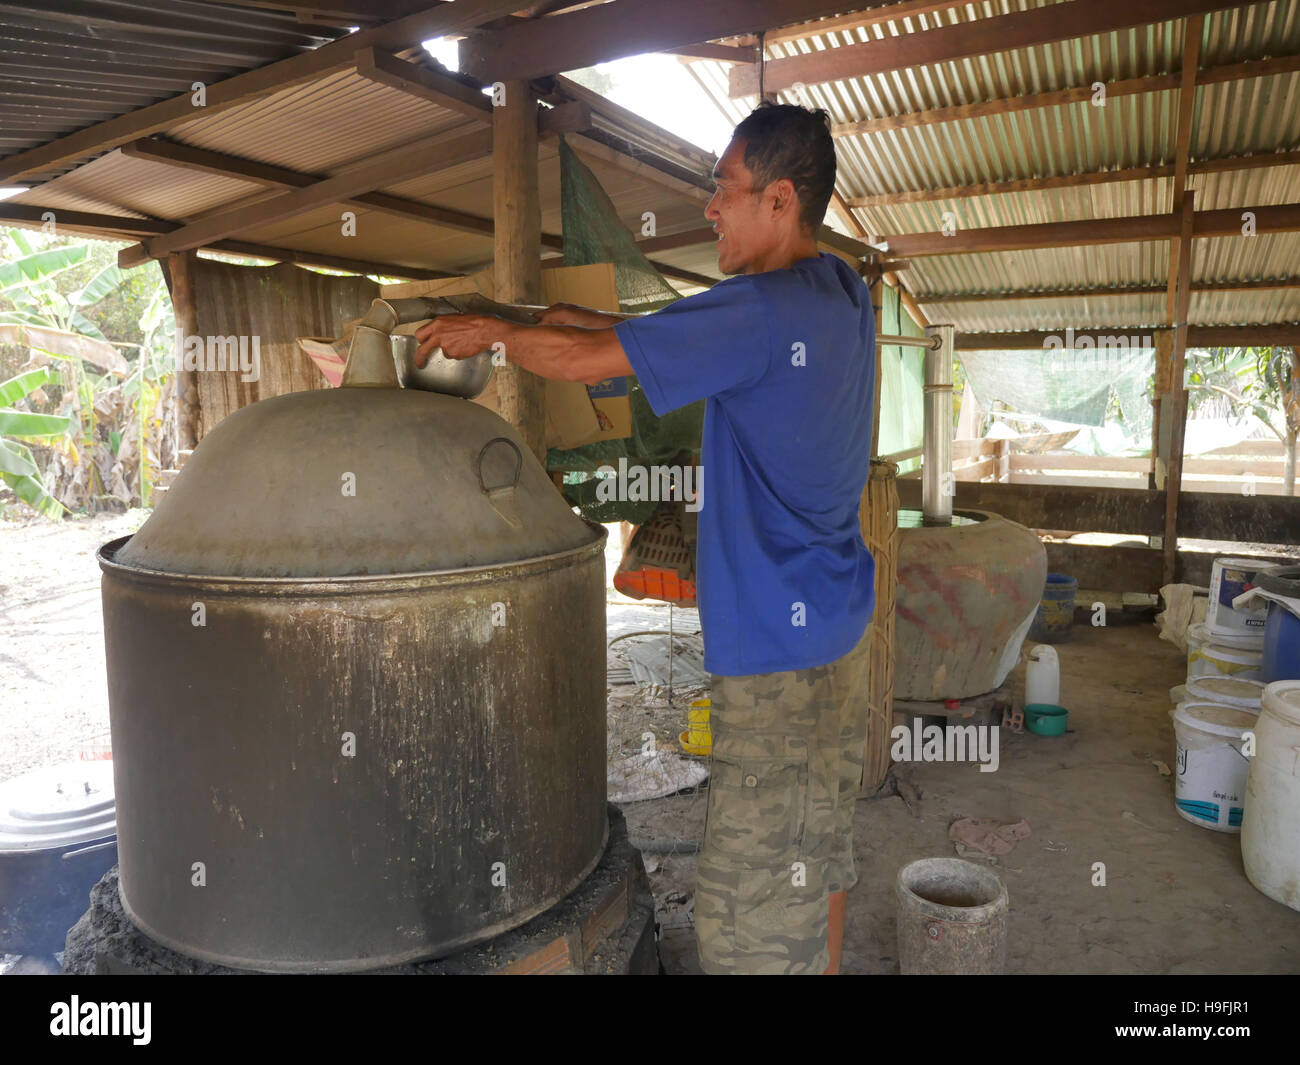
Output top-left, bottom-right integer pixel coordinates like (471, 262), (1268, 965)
(64, 805), (658, 975)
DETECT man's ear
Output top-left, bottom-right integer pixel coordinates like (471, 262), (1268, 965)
(768, 178), (799, 221)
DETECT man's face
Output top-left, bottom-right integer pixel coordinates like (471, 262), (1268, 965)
(705, 137), (775, 276)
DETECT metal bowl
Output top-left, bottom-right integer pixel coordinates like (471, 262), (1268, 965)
(391, 333), (493, 399)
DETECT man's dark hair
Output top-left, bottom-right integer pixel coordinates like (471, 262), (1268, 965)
(732, 103), (836, 233)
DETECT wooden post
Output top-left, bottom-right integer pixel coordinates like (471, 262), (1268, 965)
(1162, 192), (1197, 586)
(163, 250), (200, 450)
(492, 79), (547, 465)
(994, 438), (1010, 482)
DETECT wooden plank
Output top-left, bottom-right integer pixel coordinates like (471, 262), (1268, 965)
(954, 457), (996, 480)
(0, 203), (172, 237)
(952, 438), (997, 460)
(956, 325), (1300, 349)
(0, 0), (526, 183)
(118, 125), (493, 267)
(920, 278), (1300, 303)
(493, 80), (547, 467)
(459, 0), (858, 84)
(730, 0), (1247, 97)
(1046, 542), (1164, 594)
(1178, 491), (1300, 543)
(896, 479), (1166, 534)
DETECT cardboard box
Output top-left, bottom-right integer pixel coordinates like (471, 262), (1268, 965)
(378, 263), (633, 448)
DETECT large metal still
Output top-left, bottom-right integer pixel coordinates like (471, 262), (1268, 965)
(98, 295), (608, 972)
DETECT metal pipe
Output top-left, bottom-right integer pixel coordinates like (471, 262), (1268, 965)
(876, 332), (943, 350)
(922, 323), (955, 526)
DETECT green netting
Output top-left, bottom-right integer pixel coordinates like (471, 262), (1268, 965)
(958, 346), (1155, 450)
(548, 136), (704, 523)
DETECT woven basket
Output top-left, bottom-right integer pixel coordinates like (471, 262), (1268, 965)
(859, 459), (899, 794)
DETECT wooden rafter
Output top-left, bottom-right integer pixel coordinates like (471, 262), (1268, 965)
(458, 0), (862, 84)
(761, 0), (976, 44)
(832, 54), (1300, 140)
(0, 0), (527, 183)
(117, 125), (493, 268)
(954, 324), (1300, 350)
(843, 150), (1300, 209)
(730, 0), (1255, 97)
(918, 278), (1300, 303)
(0, 203), (450, 277)
(884, 203), (1300, 257)
(119, 136), (565, 249)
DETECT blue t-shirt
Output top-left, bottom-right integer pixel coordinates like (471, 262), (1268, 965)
(614, 252), (876, 676)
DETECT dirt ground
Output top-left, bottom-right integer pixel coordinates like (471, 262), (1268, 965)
(0, 511), (146, 782)
(632, 620), (1300, 975)
(4, 513), (1297, 974)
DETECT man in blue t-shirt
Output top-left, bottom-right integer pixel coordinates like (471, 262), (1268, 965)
(417, 104), (876, 975)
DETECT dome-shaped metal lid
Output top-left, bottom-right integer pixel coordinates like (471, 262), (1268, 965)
(114, 385), (597, 578)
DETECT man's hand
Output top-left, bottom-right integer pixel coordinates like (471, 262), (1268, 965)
(533, 302), (626, 329)
(413, 314), (512, 367)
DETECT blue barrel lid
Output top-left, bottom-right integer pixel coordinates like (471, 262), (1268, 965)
(0, 760), (116, 853)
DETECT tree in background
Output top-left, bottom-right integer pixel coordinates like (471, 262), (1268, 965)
(1187, 345), (1298, 496)
(0, 227), (175, 517)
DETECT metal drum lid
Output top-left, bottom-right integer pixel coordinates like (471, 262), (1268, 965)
(0, 761), (116, 853)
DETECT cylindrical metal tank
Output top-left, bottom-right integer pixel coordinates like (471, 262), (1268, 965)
(98, 299), (608, 972)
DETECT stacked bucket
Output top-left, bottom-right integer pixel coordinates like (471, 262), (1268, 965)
(1170, 557), (1300, 914)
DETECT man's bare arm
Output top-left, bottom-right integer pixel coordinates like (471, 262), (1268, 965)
(413, 314), (633, 386)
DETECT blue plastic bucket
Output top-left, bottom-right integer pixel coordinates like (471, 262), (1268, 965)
(1028, 573), (1077, 644)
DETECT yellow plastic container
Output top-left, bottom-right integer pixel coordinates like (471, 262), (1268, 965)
(679, 697), (712, 756)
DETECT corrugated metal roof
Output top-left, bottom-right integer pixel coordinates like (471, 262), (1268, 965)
(687, 0), (1300, 331)
(0, 0), (348, 161)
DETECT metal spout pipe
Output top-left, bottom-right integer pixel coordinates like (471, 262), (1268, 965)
(922, 323), (955, 526)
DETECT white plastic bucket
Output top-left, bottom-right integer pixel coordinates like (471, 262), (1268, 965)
(1187, 641), (1264, 682)
(1241, 681), (1300, 911)
(1185, 675), (1265, 713)
(1208, 558), (1268, 637)
(1187, 620), (1262, 651)
(1172, 702), (1256, 832)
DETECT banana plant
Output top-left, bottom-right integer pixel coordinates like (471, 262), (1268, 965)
(0, 366), (70, 518)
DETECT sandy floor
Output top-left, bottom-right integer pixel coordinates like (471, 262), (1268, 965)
(634, 620), (1300, 974)
(0, 511), (147, 782)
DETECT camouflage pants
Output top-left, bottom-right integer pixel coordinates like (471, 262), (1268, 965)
(695, 625), (872, 974)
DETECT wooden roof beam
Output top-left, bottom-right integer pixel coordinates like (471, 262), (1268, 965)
(761, 1), (980, 44)
(117, 124), (493, 268)
(458, 0), (867, 84)
(955, 325), (1300, 350)
(885, 202), (1300, 257)
(843, 149), (1300, 209)
(918, 278), (1300, 303)
(0, 0), (528, 183)
(119, 136), (566, 250)
(731, 0), (1258, 97)
(0, 204), (449, 279)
